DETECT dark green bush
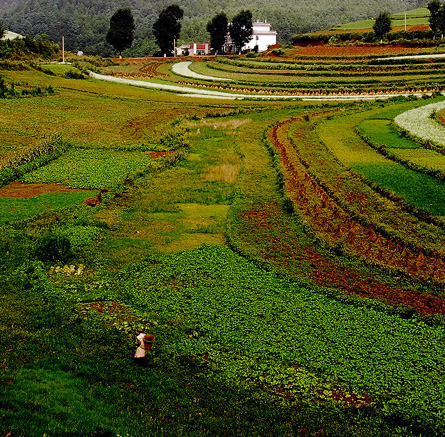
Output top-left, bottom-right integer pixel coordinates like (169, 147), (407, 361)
(35, 232), (72, 262)
(64, 70), (85, 79)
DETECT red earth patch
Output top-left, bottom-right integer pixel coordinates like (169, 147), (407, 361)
(291, 45), (427, 58)
(147, 151), (175, 159)
(0, 182), (91, 198)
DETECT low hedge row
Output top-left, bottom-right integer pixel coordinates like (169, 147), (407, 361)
(292, 30), (436, 45)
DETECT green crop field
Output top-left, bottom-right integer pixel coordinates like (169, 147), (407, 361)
(332, 8), (430, 31)
(20, 149), (155, 189)
(3, 45), (445, 436)
(357, 101), (445, 179)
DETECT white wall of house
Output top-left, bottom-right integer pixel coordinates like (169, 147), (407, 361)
(2, 30), (24, 41)
(243, 21), (277, 52)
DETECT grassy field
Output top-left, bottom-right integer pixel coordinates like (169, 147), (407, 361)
(331, 8), (430, 31)
(3, 55), (445, 437)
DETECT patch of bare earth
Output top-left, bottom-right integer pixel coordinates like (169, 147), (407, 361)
(0, 182), (91, 198)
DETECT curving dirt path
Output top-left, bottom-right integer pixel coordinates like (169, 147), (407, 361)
(90, 71), (430, 102)
(171, 61), (233, 81)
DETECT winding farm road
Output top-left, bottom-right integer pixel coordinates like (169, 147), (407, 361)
(171, 61), (233, 81)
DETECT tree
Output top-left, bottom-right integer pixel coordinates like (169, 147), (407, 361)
(106, 8), (135, 56)
(0, 21), (5, 40)
(373, 12), (392, 43)
(438, 4), (445, 37)
(428, 0), (442, 34)
(153, 5), (184, 57)
(207, 12), (228, 54)
(229, 10), (253, 53)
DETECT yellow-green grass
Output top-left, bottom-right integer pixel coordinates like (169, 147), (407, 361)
(357, 118), (445, 174)
(395, 148), (445, 172)
(353, 161), (445, 216)
(316, 109), (390, 167)
(0, 67), (245, 165)
(95, 120), (250, 260)
(392, 8), (430, 18)
(40, 63), (82, 75)
(358, 119), (420, 149)
(332, 8), (430, 31)
(357, 99), (445, 175)
(333, 17), (428, 31)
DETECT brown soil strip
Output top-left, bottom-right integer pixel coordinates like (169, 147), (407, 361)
(147, 151), (174, 159)
(0, 182), (91, 198)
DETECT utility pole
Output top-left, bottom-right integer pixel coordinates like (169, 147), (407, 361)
(62, 36), (65, 63)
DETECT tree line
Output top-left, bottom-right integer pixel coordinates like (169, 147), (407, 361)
(1, 0), (430, 57)
(428, 0), (445, 36)
(107, 6), (254, 57)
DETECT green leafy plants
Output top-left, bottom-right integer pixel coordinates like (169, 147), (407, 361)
(116, 244), (445, 434)
(20, 148), (153, 189)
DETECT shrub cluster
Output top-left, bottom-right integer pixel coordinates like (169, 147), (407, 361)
(0, 35), (60, 60)
(0, 76), (55, 98)
(292, 30), (436, 45)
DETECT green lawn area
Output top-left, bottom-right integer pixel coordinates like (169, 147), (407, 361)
(0, 191), (92, 225)
(333, 7), (430, 30)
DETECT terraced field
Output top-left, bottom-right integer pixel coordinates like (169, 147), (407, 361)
(103, 46), (445, 98)
(2, 46), (445, 436)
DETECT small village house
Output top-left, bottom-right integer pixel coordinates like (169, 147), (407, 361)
(243, 20), (277, 52)
(177, 42), (210, 56)
(182, 20), (277, 56)
(224, 20), (277, 53)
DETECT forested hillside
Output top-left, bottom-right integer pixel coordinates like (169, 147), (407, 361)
(1, 0), (429, 56)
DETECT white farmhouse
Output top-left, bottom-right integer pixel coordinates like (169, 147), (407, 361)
(243, 21), (277, 52)
(1, 30), (24, 41)
(224, 20), (277, 54)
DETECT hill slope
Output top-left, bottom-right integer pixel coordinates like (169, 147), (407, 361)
(1, 0), (430, 56)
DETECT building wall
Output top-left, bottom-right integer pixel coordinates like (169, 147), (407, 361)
(244, 33), (277, 52)
(243, 21), (277, 52)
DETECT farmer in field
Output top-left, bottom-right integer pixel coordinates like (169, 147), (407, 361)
(134, 330), (155, 365)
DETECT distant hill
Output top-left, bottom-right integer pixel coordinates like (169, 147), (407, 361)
(1, 0), (430, 56)
(329, 7), (430, 32)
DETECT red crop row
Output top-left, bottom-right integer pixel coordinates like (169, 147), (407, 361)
(229, 115), (445, 315)
(292, 45), (429, 58)
(240, 202), (445, 315)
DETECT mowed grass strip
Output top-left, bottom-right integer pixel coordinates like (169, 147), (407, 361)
(353, 161), (445, 216)
(358, 119), (445, 172)
(96, 121), (245, 262)
(358, 119), (420, 149)
(317, 105), (445, 217)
